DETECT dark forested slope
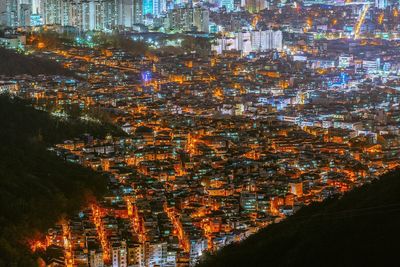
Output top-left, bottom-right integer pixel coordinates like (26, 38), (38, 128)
(198, 169), (400, 267)
(0, 96), (121, 266)
(0, 47), (72, 77)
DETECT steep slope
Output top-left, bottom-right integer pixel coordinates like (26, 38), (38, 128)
(198, 169), (400, 267)
(0, 96), (121, 266)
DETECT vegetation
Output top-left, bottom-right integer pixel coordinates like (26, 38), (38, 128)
(27, 30), (211, 57)
(27, 31), (149, 56)
(27, 31), (75, 49)
(0, 47), (73, 77)
(92, 32), (149, 56)
(0, 96), (121, 266)
(198, 169), (400, 267)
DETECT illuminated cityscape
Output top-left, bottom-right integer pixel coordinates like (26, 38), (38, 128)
(0, 0), (400, 266)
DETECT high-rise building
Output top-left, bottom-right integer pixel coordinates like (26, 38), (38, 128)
(143, 241), (170, 267)
(142, 0), (166, 17)
(41, 0), (62, 25)
(32, 0), (40, 14)
(212, 29), (283, 54)
(7, 0), (19, 27)
(126, 242), (142, 266)
(40, 0), (143, 31)
(0, 1), (7, 26)
(0, 0), (189, 29)
(0, 0), (32, 27)
(220, 0), (235, 11)
(103, 0), (118, 29)
(211, 37), (236, 54)
(88, 249), (104, 267)
(166, 5), (209, 33)
(375, 0), (387, 9)
(111, 241), (127, 267)
(117, 0), (133, 27)
(19, 1), (32, 26)
(0, 0), (145, 30)
(153, 0), (166, 16)
(251, 29), (282, 51)
(193, 7), (209, 32)
(143, 0), (153, 15)
(234, 31), (252, 55)
(245, 0), (265, 13)
(133, 0), (143, 24)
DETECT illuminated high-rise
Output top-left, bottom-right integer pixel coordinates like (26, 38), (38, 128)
(193, 6), (209, 32)
(375, 0), (387, 9)
(0, 0), (32, 27)
(117, 0), (144, 26)
(133, 0), (143, 24)
(6, 0), (19, 27)
(142, 0), (166, 16)
(19, 1), (32, 26)
(251, 29), (282, 51)
(40, 0), (143, 31)
(143, 0), (153, 15)
(220, 0), (235, 11)
(166, 5), (209, 32)
(41, 0), (62, 25)
(31, 0), (40, 14)
(245, 0), (265, 13)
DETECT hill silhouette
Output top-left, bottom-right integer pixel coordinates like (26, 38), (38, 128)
(0, 47), (73, 77)
(0, 96), (122, 266)
(198, 169), (400, 267)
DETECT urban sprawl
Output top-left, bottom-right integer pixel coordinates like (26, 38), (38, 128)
(1, 0), (400, 266)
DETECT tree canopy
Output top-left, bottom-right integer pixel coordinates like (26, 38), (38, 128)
(0, 96), (119, 266)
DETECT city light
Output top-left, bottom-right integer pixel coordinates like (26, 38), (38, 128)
(0, 0), (400, 266)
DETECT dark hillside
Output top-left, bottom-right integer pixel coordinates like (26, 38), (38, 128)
(0, 96), (121, 266)
(0, 47), (73, 77)
(198, 169), (400, 267)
